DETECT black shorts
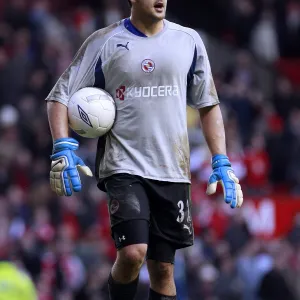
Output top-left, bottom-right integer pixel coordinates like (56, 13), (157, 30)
(99, 173), (194, 262)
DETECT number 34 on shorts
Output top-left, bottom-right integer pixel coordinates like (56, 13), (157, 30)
(176, 199), (193, 235)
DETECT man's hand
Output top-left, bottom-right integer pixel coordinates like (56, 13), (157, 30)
(50, 138), (93, 196)
(206, 154), (243, 208)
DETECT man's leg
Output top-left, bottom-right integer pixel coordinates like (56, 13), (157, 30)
(146, 235), (177, 300)
(144, 180), (194, 300)
(103, 174), (151, 300)
(147, 260), (176, 299)
(108, 243), (147, 300)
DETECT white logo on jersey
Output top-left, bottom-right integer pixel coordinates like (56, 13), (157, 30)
(130, 85), (179, 98)
(116, 85), (179, 100)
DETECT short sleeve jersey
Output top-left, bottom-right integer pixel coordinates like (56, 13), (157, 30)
(46, 19), (219, 183)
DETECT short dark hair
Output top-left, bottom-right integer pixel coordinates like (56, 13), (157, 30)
(128, 0), (132, 7)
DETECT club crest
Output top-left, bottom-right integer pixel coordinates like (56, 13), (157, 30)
(141, 59), (155, 73)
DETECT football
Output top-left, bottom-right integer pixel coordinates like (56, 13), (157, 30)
(68, 87), (116, 138)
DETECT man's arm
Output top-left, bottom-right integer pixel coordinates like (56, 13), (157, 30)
(186, 29), (243, 208)
(47, 101), (69, 140)
(47, 100), (92, 197)
(46, 29), (104, 141)
(45, 31), (106, 197)
(199, 104), (243, 208)
(199, 104), (226, 156)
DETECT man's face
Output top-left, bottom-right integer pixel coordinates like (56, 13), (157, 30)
(132, 0), (167, 21)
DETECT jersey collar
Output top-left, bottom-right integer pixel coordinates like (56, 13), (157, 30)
(124, 18), (148, 37)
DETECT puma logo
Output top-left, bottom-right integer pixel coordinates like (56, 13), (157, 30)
(117, 42), (129, 50)
(183, 224), (192, 235)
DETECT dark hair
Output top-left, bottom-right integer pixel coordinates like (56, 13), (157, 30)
(128, 0), (132, 7)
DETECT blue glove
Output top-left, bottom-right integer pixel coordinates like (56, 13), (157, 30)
(50, 138), (93, 196)
(206, 154), (243, 208)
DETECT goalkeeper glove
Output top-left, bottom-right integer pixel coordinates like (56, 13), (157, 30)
(50, 138), (93, 196)
(206, 154), (243, 208)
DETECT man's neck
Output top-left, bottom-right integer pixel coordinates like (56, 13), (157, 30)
(130, 14), (164, 37)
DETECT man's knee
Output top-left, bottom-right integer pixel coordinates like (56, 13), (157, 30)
(148, 260), (174, 283)
(118, 244), (147, 269)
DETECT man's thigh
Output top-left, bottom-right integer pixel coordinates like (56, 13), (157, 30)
(145, 180), (194, 263)
(104, 173), (150, 249)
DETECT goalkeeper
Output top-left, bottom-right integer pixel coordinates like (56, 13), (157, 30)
(0, 261), (37, 300)
(46, 0), (244, 299)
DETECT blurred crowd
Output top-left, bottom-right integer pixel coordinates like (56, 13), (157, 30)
(172, 0), (300, 60)
(0, 0), (300, 299)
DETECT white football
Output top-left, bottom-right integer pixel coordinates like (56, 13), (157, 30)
(68, 87), (116, 138)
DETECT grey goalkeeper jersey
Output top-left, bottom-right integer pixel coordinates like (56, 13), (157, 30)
(46, 19), (219, 183)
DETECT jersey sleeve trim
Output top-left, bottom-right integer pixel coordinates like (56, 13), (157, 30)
(45, 23), (124, 105)
(97, 29), (126, 67)
(167, 27), (197, 46)
(45, 97), (68, 106)
(91, 28), (126, 89)
(187, 47), (197, 87)
(94, 57), (106, 89)
(189, 99), (220, 110)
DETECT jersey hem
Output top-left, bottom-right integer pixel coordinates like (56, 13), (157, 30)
(189, 99), (220, 110)
(45, 97), (68, 107)
(98, 169), (191, 184)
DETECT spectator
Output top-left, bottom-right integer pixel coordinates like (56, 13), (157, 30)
(251, 9), (279, 63)
(237, 240), (273, 300)
(244, 133), (270, 195)
(225, 214), (251, 255)
(287, 214), (300, 248)
(214, 256), (243, 300)
(258, 241), (296, 300)
(286, 108), (300, 194)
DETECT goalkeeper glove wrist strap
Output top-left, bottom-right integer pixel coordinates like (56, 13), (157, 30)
(53, 138), (79, 153)
(212, 154), (231, 169)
